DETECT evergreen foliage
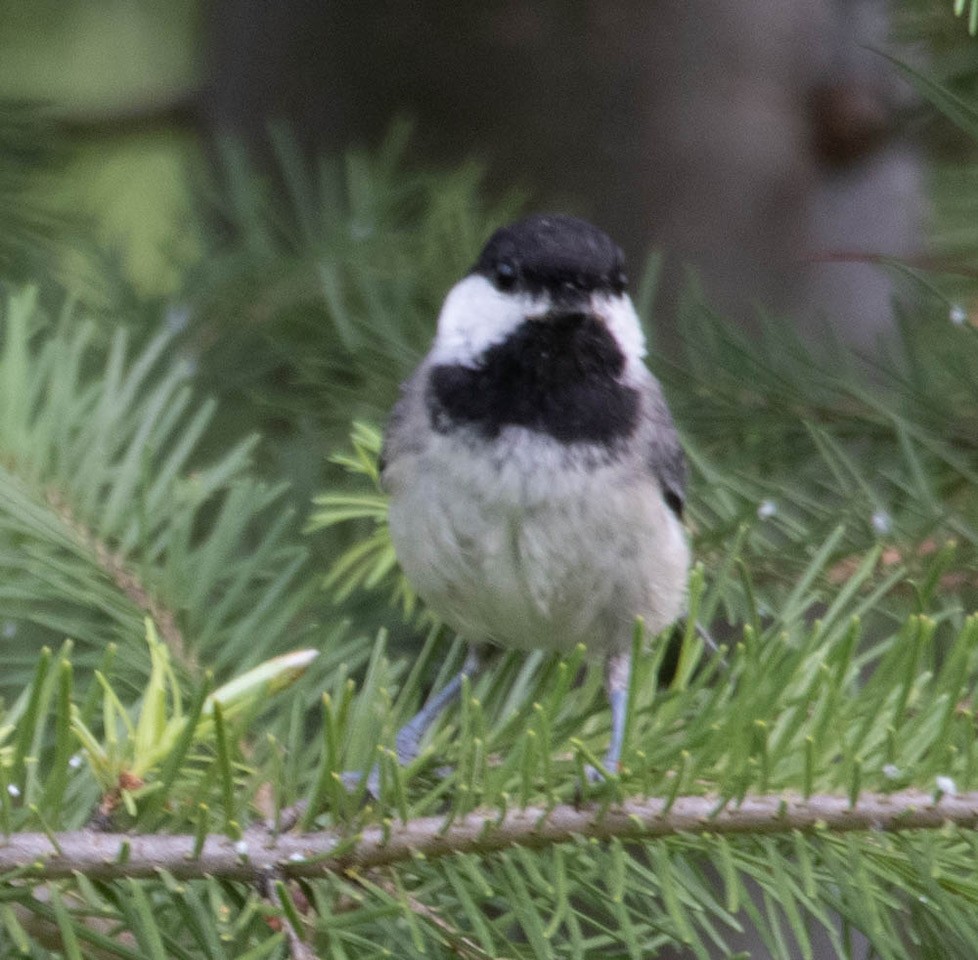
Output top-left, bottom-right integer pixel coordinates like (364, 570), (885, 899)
(0, 43), (977, 960)
(178, 126), (521, 508)
(953, 0), (978, 35)
(0, 105), (69, 283)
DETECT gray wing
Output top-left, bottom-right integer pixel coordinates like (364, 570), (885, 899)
(642, 380), (687, 520)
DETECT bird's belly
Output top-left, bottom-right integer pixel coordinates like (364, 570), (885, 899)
(387, 439), (689, 656)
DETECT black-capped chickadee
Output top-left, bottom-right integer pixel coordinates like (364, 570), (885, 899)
(380, 214), (690, 781)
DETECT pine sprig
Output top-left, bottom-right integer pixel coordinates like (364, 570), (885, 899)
(4, 608), (978, 957)
(180, 125), (522, 493)
(0, 286), (333, 695)
(308, 422), (426, 620)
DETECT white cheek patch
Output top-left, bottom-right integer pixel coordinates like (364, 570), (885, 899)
(594, 293), (648, 371)
(430, 275), (542, 366)
(428, 276), (649, 375)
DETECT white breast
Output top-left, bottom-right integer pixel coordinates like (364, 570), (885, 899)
(386, 429), (689, 657)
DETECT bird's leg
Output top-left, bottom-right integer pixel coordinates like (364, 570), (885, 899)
(602, 648), (632, 774)
(393, 646), (483, 766)
(341, 646), (483, 797)
(584, 648), (632, 785)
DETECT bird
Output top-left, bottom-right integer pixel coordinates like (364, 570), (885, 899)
(377, 213), (690, 783)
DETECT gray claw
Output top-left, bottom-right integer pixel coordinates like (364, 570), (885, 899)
(584, 763), (605, 785)
(339, 766), (381, 799)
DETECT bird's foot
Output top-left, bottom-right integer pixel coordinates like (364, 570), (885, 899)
(337, 765), (382, 800)
(577, 759), (621, 802)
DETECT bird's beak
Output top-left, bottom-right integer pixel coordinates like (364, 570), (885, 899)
(551, 282), (592, 313)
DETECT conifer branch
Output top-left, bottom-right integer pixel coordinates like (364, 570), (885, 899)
(43, 488), (197, 675)
(2, 789), (976, 882)
(259, 870), (317, 960)
(354, 870), (500, 960)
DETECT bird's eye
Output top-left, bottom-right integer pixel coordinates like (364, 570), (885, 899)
(612, 270), (628, 293)
(493, 260), (519, 291)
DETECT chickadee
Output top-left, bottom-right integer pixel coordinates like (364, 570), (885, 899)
(380, 214), (690, 780)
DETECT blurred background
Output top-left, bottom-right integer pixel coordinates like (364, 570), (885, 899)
(3, 0), (976, 339)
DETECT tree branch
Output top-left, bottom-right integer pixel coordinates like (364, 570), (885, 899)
(2, 789), (976, 881)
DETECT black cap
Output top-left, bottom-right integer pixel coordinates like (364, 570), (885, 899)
(472, 214), (627, 298)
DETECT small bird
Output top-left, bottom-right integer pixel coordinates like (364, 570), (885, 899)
(379, 214), (690, 781)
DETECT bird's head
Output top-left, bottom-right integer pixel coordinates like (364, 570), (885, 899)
(428, 214), (647, 375)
